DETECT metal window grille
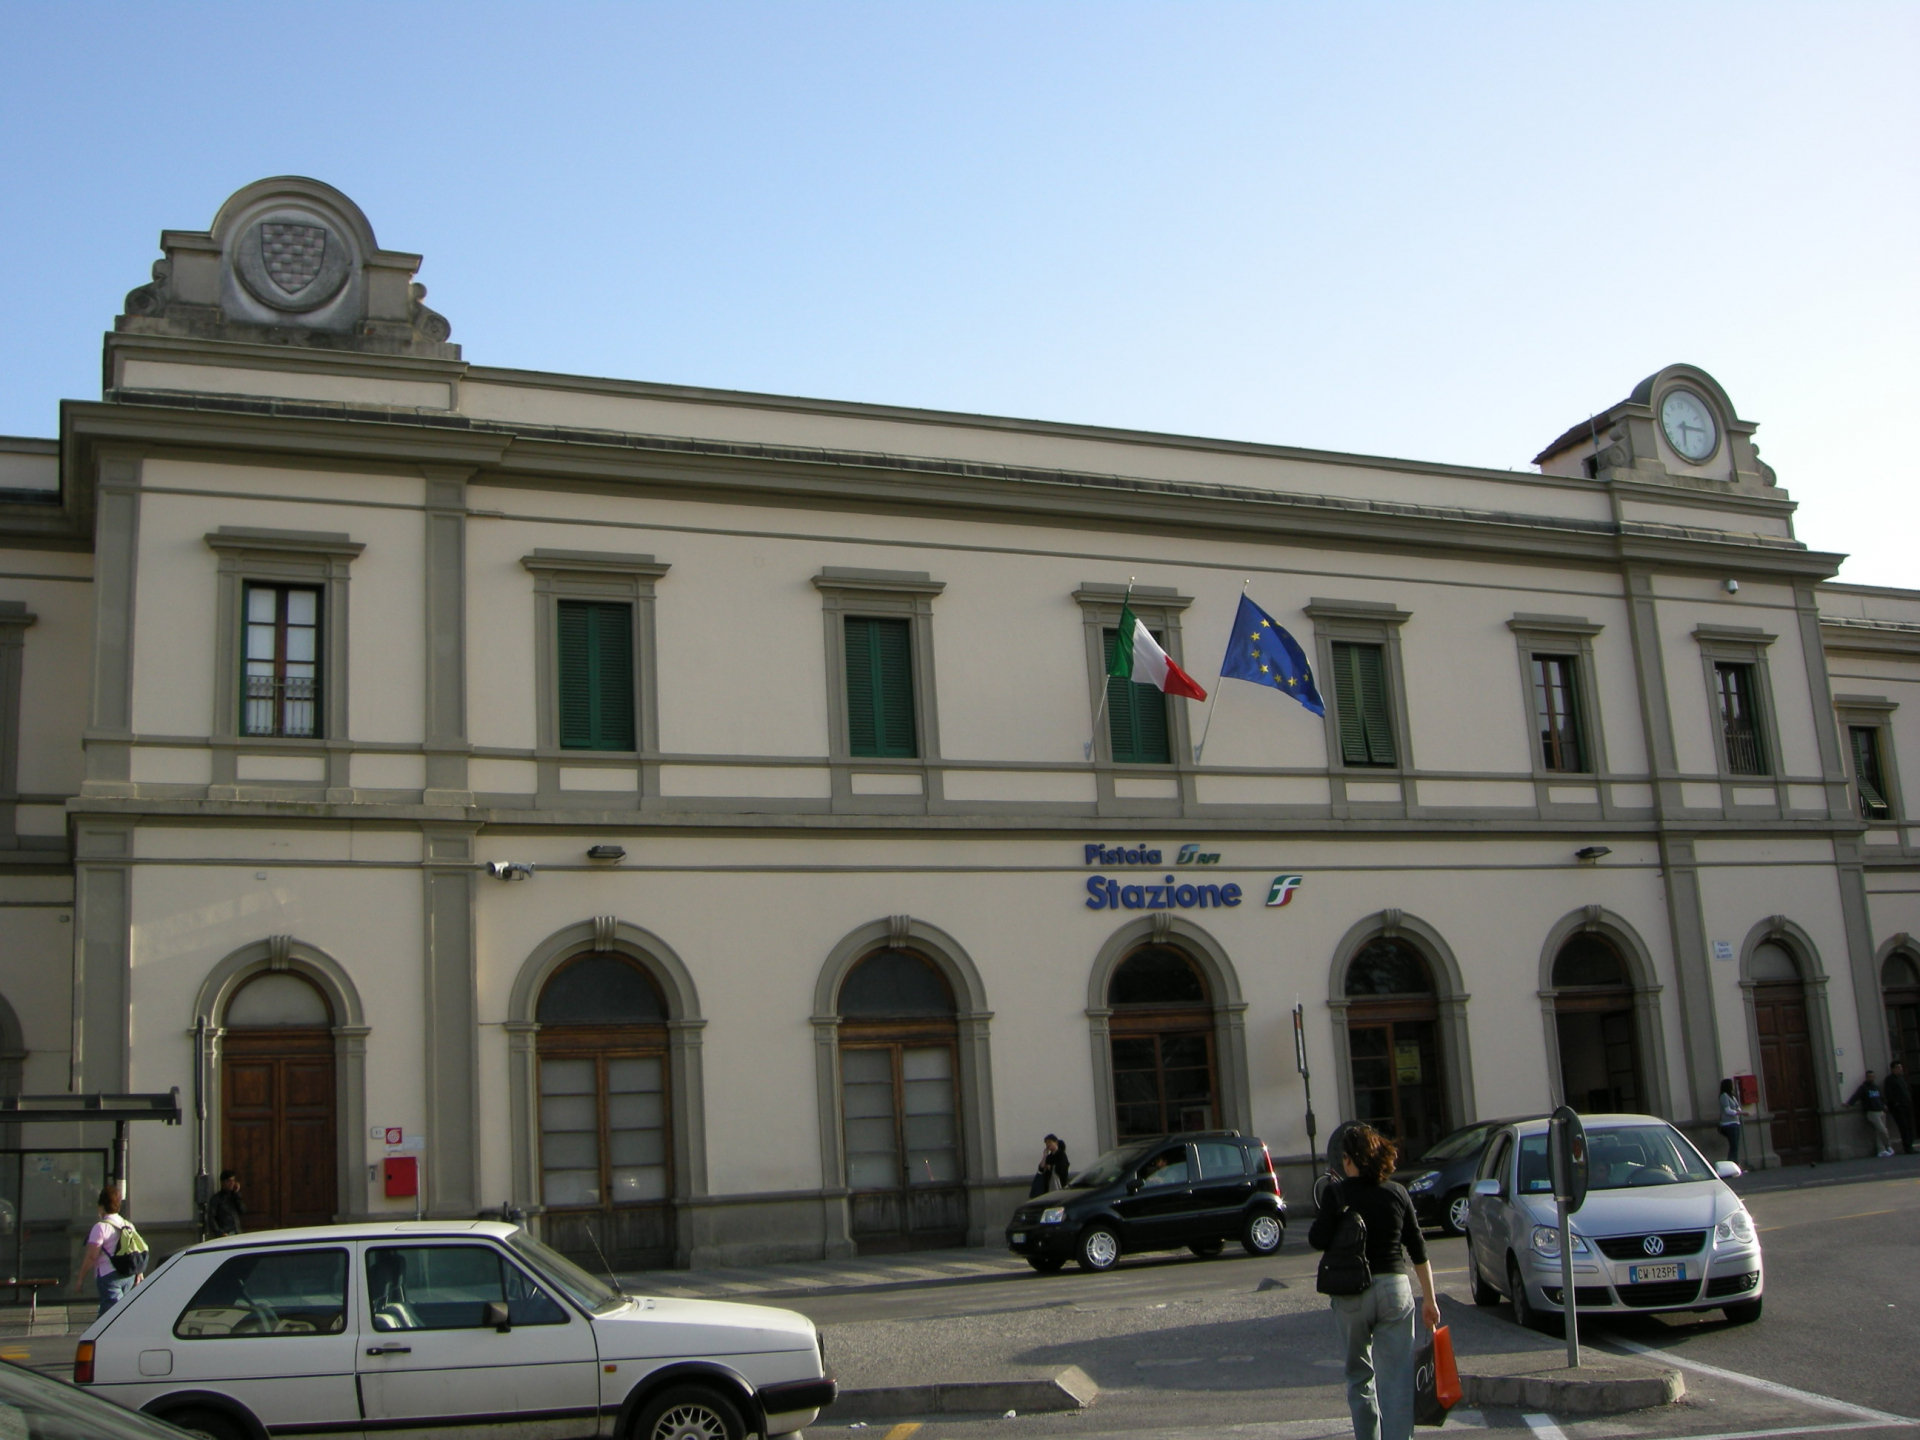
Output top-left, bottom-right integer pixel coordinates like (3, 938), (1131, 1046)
(242, 584), (321, 738)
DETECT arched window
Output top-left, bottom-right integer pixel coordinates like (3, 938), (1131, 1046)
(1884, 951), (1920, 1072)
(1749, 939), (1820, 1164)
(1107, 946), (1216, 1140)
(222, 971), (336, 1231)
(1549, 935), (1643, 1113)
(536, 954), (671, 1268)
(1342, 939), (1447, 1155)
(837, 950), (963, 1252)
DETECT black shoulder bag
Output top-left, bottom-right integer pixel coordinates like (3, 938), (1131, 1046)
(1315, 1196), (1372, 1296)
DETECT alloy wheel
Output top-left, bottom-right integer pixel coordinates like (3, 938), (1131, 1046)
(1445, 1194), (1472, 1236)
(1081, 1227), (1120, 1270)
(650, 1403), (733, 1440)
(1246, 1214), (1282, 1253)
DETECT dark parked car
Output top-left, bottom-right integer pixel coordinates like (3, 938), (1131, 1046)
(1005, 1131), (1286, 1272)
(0, 1357), (199, 1439)
(1394, 1115), (1544, 1235)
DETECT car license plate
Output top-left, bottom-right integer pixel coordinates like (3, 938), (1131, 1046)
(1011, 1232), (1026, 1244)
(1629, 1262), (1683, 1284)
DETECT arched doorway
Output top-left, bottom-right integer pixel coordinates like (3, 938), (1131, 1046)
(1343, 938), (1447, 1156)
(837, 949), (965, 1253)
(535, 953), (673, 1270)
(1750, 940), (1822, 1165)
(1107, 946), (1218, 1140)
(1884, 950), (1920, 1071)
(222, 971), (336, 1230)
(1551, 934), (1645, 1112)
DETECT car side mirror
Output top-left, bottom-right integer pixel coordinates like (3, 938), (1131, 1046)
(1125, 1177), (1142, 1194)
(484, 1301), (511, 1333)
(1714, 1161), (1742, 1180)
(1471, 1178), (1501, 1198)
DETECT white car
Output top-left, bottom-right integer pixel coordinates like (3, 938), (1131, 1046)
(73, 1220), (835, 1440)
(1466, 1114), (1763, 1329)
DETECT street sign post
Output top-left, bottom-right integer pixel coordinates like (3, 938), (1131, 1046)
(1547, 1105), (1589, 1368)
(1292, 1004), (1317, 1152)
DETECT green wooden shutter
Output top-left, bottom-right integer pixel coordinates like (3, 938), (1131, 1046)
(557, 600), (635, 751)
(1104, 628), (1171, 764)
(846, 617), (916, 758)
(1332, 641), (1395, 766)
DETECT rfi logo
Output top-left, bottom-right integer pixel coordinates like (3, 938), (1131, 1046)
(1265, 875), (1304, 908)
(1174, 844), (1221, 866)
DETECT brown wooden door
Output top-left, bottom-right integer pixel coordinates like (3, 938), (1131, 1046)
(223, 1029), (336, 1230)
(1753, 981), (1822, 1164)
(841, 1027), (966, 1254)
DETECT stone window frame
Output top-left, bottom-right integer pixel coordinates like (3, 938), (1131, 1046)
(812, 568), (946, 812)
(0, 602), (35, 850)
(1303, 597), (1415, 809)
(1073, 583), (1197, 811)
(1834, 693), (1901, 825)
(205, 527), (364, 793)
(1693, 624), (1785, 806)
(1507, 613), (1610, 813)
(521, 550), (671, 807)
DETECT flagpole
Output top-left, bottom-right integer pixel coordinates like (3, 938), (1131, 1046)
(1085, 577), (1133, 760)
(1192, 579), (1249, 763)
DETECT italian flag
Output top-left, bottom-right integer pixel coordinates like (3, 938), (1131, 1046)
(1110, 601), (1208, 700)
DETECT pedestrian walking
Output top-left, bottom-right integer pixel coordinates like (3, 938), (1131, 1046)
(1029, 1134), (1072, 1197)
(203, 1169), (245, 1237)
(1718, 1079), (1746, 1166)
(1309, 1123), (1441, 1440)
(1847, 1070), (1894, 1157)
(70, 1185), (139, 1318)
(1885, 1061), (1914, 1156)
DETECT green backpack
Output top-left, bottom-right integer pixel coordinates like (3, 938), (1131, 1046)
(107, 1216), (151, 1277)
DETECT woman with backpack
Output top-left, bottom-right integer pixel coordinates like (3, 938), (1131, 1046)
(1309, 1124), (1441, 1440)
(70, 1185), (146, 1317)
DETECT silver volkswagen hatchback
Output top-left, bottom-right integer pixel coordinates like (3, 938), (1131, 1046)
(1466, 1114), (1763, 1329)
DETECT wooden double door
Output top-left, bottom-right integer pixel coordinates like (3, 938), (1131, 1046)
(1753, 981), (1823, 1164)
(222, 1028), (337, 1230)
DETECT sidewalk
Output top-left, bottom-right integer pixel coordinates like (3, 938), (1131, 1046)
(1729, 1147), (1920, 1195)
(620, 1247), (1029, 1299)
(0, 1300), (87, 1337)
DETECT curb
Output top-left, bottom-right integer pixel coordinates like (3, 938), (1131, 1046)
(831, 1367), (1099, 1420)
(1460, 1367), (1685, 1414)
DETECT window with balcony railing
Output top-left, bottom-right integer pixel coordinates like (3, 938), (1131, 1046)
(1714, 662), (1767, 776)
(243, 583), (321, 737)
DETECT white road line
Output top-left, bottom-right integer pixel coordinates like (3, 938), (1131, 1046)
(1525, 1414), (1573, 1440)
(1647, 1424), (1910, 1440)
(1605, 1339), (1918, 1426)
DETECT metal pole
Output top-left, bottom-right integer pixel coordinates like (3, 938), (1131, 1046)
(1558, 1198), (1579, 1367)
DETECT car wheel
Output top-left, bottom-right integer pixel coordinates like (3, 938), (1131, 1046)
(1723, 1297), (1763, 1325)
(1507, 1256), (1559, 1335)
(1241, 1210), (1284, 1257)
(159, 1409), (251, 1440)
(631, 1384), (746, 1440)
(1027, 1254), (1066, 1273)
(1469, 1248), (1501, 1307)
(1188, 1238), (1226, 1258)
(1077, 1225), (1121, 1272)
(1441, 1192), (1471, 1237)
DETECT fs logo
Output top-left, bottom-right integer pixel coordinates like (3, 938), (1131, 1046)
(1265, 875), (1304, 908)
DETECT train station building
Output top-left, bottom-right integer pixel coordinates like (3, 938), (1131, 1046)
(1, 177), (1916, 1273)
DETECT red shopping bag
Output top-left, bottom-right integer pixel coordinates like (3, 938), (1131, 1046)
(1415, 1324), (1461, 1427)
(1433, 1324), (1462, 1410)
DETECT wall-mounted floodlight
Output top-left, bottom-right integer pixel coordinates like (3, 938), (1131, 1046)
(1574, 846), (1612, 863)
(486, 861), (536, 881)
(1724, 579), (1740, 594)
(587, 845), (627, 862)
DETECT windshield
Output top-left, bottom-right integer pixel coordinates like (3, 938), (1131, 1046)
(1069, 1144), (1151, 1189)
(1420, 1124), (1493, 1163)
(1515, 1123), (1714, 1194)
(507, 1230), (626, 1314)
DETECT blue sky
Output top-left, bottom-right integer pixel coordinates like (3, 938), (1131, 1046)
(3, 3), (1913, 584)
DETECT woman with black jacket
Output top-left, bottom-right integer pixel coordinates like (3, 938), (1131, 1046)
(1029, 1134), (1072, 1197)
(1309, 1124), (1441, 1440)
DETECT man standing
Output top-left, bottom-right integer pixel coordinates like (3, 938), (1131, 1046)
(1886, 1061), (1915, 1156)
(203, 1170), (245, 1237)
(1848, 1072), (1893, 1158)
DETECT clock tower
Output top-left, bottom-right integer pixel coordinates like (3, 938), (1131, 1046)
(1533, 363), (1775, 489)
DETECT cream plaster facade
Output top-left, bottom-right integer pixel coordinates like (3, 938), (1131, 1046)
(3, 178), (1919, 1267)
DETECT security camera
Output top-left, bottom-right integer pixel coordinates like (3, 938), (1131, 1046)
(486, 861), (536, 881)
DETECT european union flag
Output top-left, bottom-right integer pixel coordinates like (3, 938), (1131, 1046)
(1220, 595), (1324, 716)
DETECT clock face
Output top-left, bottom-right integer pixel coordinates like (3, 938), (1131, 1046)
(1660, 389), (1717, 462)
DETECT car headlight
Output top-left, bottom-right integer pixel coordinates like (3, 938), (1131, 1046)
(1714, 1209), (1755, 1244)
(1530, 1225), (1590, 1258)
(1406, 1171), (1439, 1193)
(1040, 1206), (1066, 1225)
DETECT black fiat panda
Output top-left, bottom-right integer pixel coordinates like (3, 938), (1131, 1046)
(1005, 1131), (1286, 1272)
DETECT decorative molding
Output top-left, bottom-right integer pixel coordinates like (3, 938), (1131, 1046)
(267, 934), (292, 970)
(593, 914), (618, 952)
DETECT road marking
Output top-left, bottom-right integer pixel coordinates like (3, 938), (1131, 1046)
(883, 1426), (922, 1440)
(1643, 1424), (1909, 1440)
(1524, 1415), (1571, 1440)
(1605, 1339), (1918, 1425)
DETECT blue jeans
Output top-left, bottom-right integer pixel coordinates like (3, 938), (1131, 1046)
(96, 1270), (133, 1317)
(1331, 1273), (1416, 1440)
